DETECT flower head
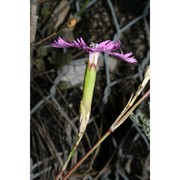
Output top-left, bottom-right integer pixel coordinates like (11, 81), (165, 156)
(51, 37), (137, 64)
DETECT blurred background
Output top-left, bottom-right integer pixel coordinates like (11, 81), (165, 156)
(30, 0), (150, 179)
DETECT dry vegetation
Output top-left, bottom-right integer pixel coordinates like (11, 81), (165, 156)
(30, 0), (150, 179)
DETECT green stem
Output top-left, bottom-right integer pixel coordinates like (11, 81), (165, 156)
(55, 62), (97, 179)
(81, 63), (96, 113)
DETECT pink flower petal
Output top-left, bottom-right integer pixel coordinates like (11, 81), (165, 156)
(51, 37), (88, 49)
(51, 37), (137, 63)
(97, 40), (120, 51)
(107, 52), (137, 63)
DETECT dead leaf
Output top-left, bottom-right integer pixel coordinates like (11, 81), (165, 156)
(52, 0), (70, 29)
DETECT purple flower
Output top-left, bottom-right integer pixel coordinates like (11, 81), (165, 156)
(51, 37), (137, 65)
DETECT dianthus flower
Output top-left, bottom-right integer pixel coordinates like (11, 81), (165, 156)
(51, 37), (137, 173)
(51, 37), (137, 66)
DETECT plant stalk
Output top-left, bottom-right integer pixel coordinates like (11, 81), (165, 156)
(62, 89), (150, 179)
